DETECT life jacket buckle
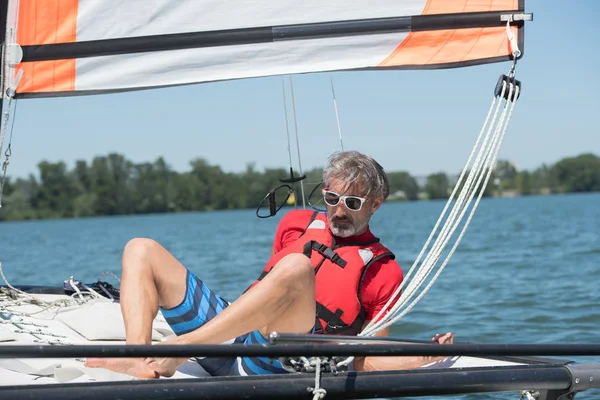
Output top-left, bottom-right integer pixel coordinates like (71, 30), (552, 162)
(316, 243), (346, 267)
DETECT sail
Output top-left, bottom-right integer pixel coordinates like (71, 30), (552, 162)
(1, 0), (529, 99)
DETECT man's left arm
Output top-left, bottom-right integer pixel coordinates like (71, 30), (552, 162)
(353, 323), (454, 371)
(353, 259), (453, 371)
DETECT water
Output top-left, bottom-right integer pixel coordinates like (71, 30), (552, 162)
(1, 193), (599, 399)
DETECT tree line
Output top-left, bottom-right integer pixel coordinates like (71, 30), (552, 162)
(0, 153), (598, 222)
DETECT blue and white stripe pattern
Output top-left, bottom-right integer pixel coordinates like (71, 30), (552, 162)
(160, 269), (288, 376)
(232, 329), (288, 376)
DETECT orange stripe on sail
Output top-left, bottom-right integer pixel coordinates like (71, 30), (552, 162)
(16, 0), (79, 94)
(380, 0), (519, 67)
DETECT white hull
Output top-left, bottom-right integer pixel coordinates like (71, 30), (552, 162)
(0, 284), (526, 386)
(0, 283), (598, 400)
(1, 283), (597, 400)
(0, 288), (211, 386)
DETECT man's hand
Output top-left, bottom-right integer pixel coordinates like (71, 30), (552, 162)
(432, 332), (454, 344)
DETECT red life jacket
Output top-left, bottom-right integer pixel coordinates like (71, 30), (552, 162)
(250, 210), (396, 335)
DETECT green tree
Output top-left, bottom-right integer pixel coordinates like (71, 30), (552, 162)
(552, 154), (600, 193)
(89, 154), (134, 215)
(425, 173), (449, 200)
(0, 177), (37, 221)
(494, 160), (518, 190)
(1, 152), (599, 222)
(34, 161), (78, 218)
(516, 171), (532, 195)
(388, 171), (419, 200)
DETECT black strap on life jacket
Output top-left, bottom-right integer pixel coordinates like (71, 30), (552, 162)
(302, 241), (347, 268)
(313, 302), (367, 336)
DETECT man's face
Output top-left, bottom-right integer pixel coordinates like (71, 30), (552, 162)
(324, 177), (382, 237)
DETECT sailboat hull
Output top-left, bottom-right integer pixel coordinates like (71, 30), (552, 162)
(0, 363), (580, 400)
(0, 284), (596, 400)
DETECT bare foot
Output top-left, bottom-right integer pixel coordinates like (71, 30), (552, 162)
(145, 356), (189, 377)
(84, 357), (159, 379)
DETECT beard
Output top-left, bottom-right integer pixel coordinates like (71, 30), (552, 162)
(329, 215), (368, 238)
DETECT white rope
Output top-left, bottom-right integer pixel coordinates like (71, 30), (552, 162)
(0, 260), (32, 298)
(358, 88), (505, 338)
(521, 390), (538, 400)
(330, 79), (522, 365)
(370, 85), (519, 334)
(0, 70), (22, 207)
(280, 77), (297, 207)
(0, 98), (12, 161)
(97, 271), (121, 283)
(353, 25), (525, 340)
(390, 84), (511, 312)
(311, 358), (327, 400)
(0, 260), (112, 318)
(288, 76), (306, 209)
(0, 95), (14, 207)
(0, 63), (23, 168)
(329, 74), (344, 151)
(362, 82), (519, 338)
(506, 20), (522, 59)
(393, 93), (499, 301)
(282, 77), (294, 168)
(336, 82), (519, 368)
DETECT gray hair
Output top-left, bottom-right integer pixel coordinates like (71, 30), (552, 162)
(323, 151), (389, 200)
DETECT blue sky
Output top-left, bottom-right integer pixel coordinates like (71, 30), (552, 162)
(4, 0), (599, 180)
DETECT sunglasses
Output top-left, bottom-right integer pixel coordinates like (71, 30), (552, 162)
(322, 189), (368, 211)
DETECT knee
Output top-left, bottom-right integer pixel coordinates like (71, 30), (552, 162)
(122, 238), (159, 270)
(271, 253), (314, 291)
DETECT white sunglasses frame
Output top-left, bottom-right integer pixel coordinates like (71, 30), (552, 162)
(322, 189), (368, 211)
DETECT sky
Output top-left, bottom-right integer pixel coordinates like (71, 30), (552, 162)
(2, 0), (599, 180)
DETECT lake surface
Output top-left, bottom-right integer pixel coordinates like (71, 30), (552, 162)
(1, 193), (599, 399)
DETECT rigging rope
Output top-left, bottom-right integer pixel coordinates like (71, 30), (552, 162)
(288, 76), (306, 209)
(281, 77), (297, 207)
(358, 80), (520, 344)
(0, 96), (18, 208)
(353, 22), (524, 345)
(329, 74), (344, 151)
(0, 64), (23, 207)
(0, 260), (120, 319)
(311, 358), (327, 400)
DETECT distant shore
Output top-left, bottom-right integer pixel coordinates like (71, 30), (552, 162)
(1, 152), (598, 222)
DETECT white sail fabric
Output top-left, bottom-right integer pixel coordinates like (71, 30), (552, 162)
(5, 0), (524, 97)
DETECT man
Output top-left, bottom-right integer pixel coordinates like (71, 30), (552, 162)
(85, 150), (453, 378)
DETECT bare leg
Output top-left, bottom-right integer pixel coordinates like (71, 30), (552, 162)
(143, 252), (317, 377)
(173, 252), (316, 346)
(86, 239), (316, 378)
(85, 238), (190, 377)
(118, 238), (189, 344)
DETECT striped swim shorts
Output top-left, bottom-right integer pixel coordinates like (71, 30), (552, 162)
(159, 269), (289, 376)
